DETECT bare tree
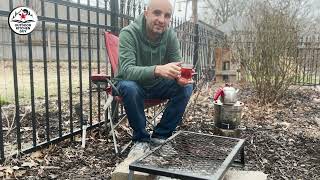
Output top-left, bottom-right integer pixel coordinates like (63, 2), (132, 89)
(202, 0), (249, 26)
(233, 0), (308, 104)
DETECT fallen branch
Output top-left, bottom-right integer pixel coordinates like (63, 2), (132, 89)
(5, 107), (30, 137)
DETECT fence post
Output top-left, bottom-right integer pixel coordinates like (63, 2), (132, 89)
(110, 0), (120, 122)
(110, 0), (119, 34)
(0, 101), (4, 162)
(193, 23), (199, 81)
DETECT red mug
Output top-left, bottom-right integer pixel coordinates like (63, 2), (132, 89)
(180, 64), (193, 80)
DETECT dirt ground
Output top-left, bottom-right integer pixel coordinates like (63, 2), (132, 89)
(0, 83), (319, 179)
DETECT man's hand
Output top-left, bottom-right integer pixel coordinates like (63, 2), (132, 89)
(154, 62), (182, 79)
(176, 77), (194, 86)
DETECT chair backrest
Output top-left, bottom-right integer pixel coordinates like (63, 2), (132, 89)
(104, 32), (119, 74)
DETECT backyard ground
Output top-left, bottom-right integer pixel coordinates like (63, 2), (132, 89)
(0, 83), (319, 179)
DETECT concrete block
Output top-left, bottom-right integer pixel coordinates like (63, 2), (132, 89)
(112, 150), (267, 180)
(156, 170), (267, 180)
(216, 128), (241, 138)
(223, 170), (268, 180)
(111, 152), (155, 180)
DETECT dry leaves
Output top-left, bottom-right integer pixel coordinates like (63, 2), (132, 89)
(0, 84), (318, 179)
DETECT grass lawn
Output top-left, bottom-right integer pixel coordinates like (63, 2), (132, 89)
(0, 60), (107, 105)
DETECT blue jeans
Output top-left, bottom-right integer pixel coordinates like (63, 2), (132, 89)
(116, 79), (193, 142)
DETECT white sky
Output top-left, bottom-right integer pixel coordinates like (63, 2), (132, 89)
(172, 0), (320, 22)
(74, 0), (320, 21)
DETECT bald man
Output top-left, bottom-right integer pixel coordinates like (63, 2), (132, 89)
(114, 0), (193, 156)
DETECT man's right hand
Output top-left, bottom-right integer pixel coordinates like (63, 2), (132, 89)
(154, 62), (181, 79)
(176, 77), (194, 86)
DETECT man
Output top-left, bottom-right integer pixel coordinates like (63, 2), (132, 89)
(114, 0), (193, 155)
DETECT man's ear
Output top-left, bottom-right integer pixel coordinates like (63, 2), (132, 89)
(144, 8), (148, 17)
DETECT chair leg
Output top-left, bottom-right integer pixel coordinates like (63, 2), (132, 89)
(103, 95), (119, 154)
(109, 106), (119, 154)
(120, 140), (132, 154)
(103, 95), (114, 132)
(147, 103), (168, 128)
(110, 111), (133, 154)
(128, 170), (134, 180)
(103, 109), (110, 133)
(153, 106), (156, 126)
(114, 115), (132, 137)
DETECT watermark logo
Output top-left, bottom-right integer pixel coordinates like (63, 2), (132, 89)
(8, 6), (38, 35)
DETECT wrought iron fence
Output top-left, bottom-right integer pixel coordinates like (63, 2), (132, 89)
(296, 38), (320, 85)
(229, 32), (320, 86)
(0, 0), (221, 162)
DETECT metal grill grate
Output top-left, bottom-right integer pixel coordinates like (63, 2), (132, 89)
(129, 131), (245, 180)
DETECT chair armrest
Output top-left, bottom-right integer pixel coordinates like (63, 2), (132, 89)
(90, 73), (120, 96)
(91, 73), (111, 83)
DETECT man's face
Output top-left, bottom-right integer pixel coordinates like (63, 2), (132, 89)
(144, 0), (172, 36)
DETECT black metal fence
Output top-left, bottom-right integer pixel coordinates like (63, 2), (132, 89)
(175, 20), (224, 81)
(230, 32), (320, 86)
(0, 0), (221, 162)
(296, 38), (320, 85)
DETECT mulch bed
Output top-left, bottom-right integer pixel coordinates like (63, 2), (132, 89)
(0, 84), (319, 179)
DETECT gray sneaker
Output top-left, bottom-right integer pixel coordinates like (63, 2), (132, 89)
(127, 142), (150, 157)
(151, 138), (166, 146)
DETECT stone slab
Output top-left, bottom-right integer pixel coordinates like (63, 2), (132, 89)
(223, 170), (268, 180)
(156, 170), (267, 180)
(113, 160), (267, 180)
(216, 127), (242, 138)
(111, 152), (155, 180)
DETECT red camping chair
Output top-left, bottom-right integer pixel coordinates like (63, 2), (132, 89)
(90, 32), (167, 154)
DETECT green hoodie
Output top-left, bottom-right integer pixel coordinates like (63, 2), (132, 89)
(114, 15), (182, 88)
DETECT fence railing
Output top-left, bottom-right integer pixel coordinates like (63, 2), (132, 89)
(0, 0), (221, 162)
(230, 39), (320, 86)
(296, 44), (320, 85)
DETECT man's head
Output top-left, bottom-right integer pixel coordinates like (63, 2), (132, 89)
(144, 0), (173, 40)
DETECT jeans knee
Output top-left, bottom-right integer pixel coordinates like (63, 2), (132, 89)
(117, 81), (143, 98)
(181, 84), (193, 99)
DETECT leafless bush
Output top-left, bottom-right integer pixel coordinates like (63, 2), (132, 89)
(233, 1), (305, 104)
